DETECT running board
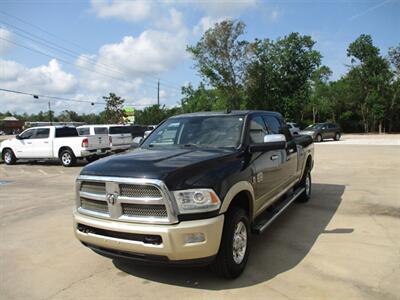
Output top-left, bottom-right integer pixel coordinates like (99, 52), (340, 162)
(252, 187), (305, 234)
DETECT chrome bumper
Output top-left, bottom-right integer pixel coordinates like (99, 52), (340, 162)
(74, 210), (224, 261)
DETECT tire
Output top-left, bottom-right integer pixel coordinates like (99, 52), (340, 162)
(316, 134), (322, 142)
(334, 132), (341, 141)
(59, 149), (76, 167)
(2, 149), (17, 165)
(212, 207), (250, 279)
(297, 169), (312, 203)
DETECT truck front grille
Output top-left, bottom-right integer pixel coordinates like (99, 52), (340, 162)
(81, 182), (106, 194)
(80, 197), (108, 214)
(120, 184), (162, 198)
(122, 203), (168, 218)
(77, 176), (176, 224)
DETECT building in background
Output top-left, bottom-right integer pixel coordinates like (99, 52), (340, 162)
(0, 116), (24, 135)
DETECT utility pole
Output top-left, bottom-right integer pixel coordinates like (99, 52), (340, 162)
(48, 100), (53, 125)
(157, 79), (160, 106)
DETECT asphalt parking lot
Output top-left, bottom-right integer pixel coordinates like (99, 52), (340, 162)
(1, 135), (399, 300)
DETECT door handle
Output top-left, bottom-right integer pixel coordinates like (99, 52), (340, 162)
(44, 141), (49, 144)
(270, 154), (279, 161)
(27, 142), (32, 144)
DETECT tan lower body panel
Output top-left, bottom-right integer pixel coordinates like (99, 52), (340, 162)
(73, 211), (224, 261)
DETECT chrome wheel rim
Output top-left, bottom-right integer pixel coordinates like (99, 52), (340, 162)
(305, 173), (311, 196)
(62, 153), (71, 165)
(336, 133), (340, 140)
(4, 152), (11, 163)
(317, 135), (322, 142)
(232, 221), (247, 264)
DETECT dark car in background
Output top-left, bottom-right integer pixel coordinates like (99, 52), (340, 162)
(300, 122), (341, 142)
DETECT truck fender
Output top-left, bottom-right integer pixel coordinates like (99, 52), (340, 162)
(219, 181), (255, 216)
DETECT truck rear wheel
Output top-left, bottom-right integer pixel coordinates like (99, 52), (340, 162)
(60, 149), (76, 167)
(3, 149), (17, 165)
(297, 169), (311, 203)
(212, 207), (250, 278)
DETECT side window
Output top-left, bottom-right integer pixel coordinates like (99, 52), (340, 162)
(328, 124), (336, 129)
(264, 115), (292, 140)
(94, 127), (108, 135)
(263, 116), (281, 134)
(249, 116), (268, 143)
(55, 127), (79, 138)
(19, 129), (36, 139)
(34, 128), (50, 139)
(78, 128), (90, 136)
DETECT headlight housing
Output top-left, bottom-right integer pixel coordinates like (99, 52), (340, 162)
(173, 189), (221, 214)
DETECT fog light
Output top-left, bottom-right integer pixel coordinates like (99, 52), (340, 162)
(185, 233), (205, 244)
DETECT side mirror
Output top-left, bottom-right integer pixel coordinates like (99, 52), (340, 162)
(132, 136), (144, 146)
(15, 135), (22, 140)
(249, 134), (286, 153)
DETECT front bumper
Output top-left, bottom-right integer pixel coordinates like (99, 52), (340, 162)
(73, 211), (224, 261)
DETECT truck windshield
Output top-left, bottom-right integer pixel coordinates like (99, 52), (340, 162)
(141, 115), (245, 149)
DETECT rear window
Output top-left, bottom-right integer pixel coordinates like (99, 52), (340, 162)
(77, 128), (90, 136)
(55, 127), (79, 138)
(94, 127), (108, 135)
(109, 126), (131, 134)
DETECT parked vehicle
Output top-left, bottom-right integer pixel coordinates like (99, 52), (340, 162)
(300, 122), (341, 142)
(77, 125), (133, 153)
(1, 126), (110, 166)
(287, 122), (300, 135)
(143, 125), (157, 138)
(73, 111), (314, 278)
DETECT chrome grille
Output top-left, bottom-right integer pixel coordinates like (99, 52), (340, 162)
(81, 181), (106, 194)
(119, 184), (161, 198)
(122, 203), (168, 218)
(77, 176), (176, 224)
(80, 197), (108, 214)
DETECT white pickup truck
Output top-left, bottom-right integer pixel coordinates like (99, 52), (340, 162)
(0, 126), (110, 167)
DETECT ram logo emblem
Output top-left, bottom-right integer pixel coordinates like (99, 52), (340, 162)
(106, 192), (118, 205)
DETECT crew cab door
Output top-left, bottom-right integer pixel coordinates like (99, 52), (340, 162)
(248, 115), (286, 213)
(263, 115), (298, 187)
(31, 128), (52, 157)
(13, 128), (36, 158)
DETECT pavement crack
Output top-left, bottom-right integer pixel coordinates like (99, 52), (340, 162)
(44, 267), (113, 300)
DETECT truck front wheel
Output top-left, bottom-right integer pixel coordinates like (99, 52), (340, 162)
(3, 149), (17, 165)
(212, 207), (250, 278)
(60, 149), (76, 167)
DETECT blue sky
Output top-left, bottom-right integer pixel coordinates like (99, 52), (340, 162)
(0, 0), (399, 114)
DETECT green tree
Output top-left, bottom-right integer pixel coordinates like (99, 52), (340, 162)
(187, 20), (250, 110)
(245, 33), (321, 121)
(135, 105), (168, 125)
(347, 34), (392, 133)
(103, 93), (125, 124)
(308, 66), (332, 123)
(388, 44), (400, 132)
(181, 83), (226, 113)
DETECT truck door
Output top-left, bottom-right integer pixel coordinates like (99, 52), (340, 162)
(249, 115), (285, 213)
(31, 128), (52, 157)
(14, 128), (36, 158)
(263, 115), (298, 187)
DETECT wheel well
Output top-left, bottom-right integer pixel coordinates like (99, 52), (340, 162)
(2, 147), (13, 158)
(228, 191), (253, 220)
(58, 146), (73, 158)
(305, 155), (312, 170)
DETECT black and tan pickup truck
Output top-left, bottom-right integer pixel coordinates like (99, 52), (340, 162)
(73, 111), (314, 278)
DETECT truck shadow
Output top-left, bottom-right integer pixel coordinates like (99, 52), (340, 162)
(113, 183), (348, 290)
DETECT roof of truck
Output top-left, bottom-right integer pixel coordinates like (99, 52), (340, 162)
(170, 110), (282, 118)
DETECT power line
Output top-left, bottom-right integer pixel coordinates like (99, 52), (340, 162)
(1, 20), (181, 93)
(0, 10), (183, 92)
(0, 87), (157, 108)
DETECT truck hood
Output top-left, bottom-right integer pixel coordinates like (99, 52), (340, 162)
(80, 147), (242, 190)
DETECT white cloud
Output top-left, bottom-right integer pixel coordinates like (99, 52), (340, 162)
(0, 27), (13, 55)
(154, 8), (185, 31)
(193, 16), (229, 35)
(90, 0), (153, 22)
(96, 29), (187, 75)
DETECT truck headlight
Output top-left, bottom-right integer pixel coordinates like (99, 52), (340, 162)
(173, 189), (221, 214)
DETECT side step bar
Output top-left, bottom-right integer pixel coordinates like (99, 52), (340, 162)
(252, 187), (305, 234)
